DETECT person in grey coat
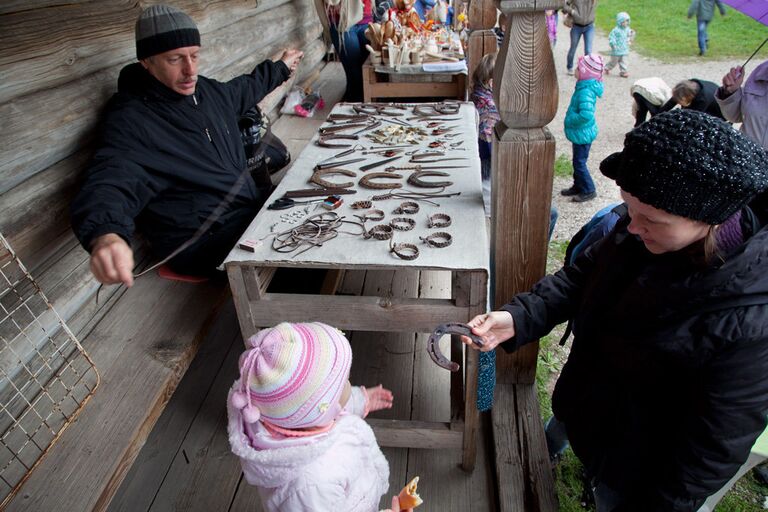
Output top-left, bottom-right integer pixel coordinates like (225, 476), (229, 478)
(687, 0), (727, 56)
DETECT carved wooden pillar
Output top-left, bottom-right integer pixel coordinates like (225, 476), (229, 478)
(493, 0), (561, 383)
(466, 0), (498, 87)
(490, 4), (562, 509)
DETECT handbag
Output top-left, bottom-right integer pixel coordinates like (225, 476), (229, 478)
(238, 106), (291, 194)
(563, 12), (573, 28)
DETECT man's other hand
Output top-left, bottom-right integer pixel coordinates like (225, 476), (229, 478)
(280, 49), (304, 73)
(90, 234), (134, 287)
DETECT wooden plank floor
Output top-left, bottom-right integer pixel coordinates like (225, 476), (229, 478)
(108, 268), (497, 511)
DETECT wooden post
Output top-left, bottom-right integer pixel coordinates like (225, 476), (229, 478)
(466, 0), (498, 88)
(492, 0), (560, 382)
(490, 1), (562, 509)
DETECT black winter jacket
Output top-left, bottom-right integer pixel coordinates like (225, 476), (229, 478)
(501, 211), (768, 511)
(71, 60), (290, 258)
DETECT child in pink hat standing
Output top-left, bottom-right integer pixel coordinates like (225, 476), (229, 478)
(561, 53), (604, 203)
(227, 322), (400, 512)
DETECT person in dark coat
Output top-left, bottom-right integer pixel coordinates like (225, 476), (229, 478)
(463, 110), (768, 511)
(659, 79), (725, 120)
(70, 4), (303, 286)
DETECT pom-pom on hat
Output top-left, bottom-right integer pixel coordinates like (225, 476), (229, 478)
(600, 109), (768, 224)
(577, 53), (604, 82)
(229, 322), (352, 430)
(135, 4), (201, 60)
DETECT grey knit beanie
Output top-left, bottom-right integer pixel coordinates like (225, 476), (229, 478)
(600, 110), (768, 224)
(135, 4), (200, 60)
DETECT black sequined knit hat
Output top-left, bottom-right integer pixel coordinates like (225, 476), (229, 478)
(600, 109), (768, 224)
(135, 4), (201, 60)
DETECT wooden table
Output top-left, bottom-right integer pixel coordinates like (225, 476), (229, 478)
(224, 102), (488, 470)
(362, 57), (468, 102)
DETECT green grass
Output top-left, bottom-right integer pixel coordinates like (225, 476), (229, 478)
(538, 238), (768, 510)
(554, 153), (573, 179)
(595, 0), (767, 61)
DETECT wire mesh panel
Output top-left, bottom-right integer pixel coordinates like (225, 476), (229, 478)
(0, 234), (99, 508)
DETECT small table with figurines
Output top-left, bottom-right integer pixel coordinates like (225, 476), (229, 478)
(362, 0), (469, 101)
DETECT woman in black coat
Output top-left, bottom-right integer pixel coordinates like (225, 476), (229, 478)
(464, 110), (768, 511)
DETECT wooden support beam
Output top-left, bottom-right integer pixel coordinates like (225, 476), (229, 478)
(367, 419), (463, 449)
(490, 0), (562, 508)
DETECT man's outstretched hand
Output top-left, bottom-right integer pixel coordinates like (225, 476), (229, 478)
(280, 49), (304, 73)
(90, 233), (134, 287)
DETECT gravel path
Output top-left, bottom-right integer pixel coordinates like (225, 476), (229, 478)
(547, 19), (740, 241)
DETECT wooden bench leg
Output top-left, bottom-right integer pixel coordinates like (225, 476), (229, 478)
(462, 346), (480, 471)
(320, 269), (344, 295)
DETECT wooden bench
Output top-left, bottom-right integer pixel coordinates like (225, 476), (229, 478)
(0, 2), (331, 509)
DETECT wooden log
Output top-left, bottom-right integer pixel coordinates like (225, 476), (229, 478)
(491, 127), (554, 382)
(0, 0), (295, 104)
(490, 1), (560, 507)
(467, 30), (499, 87)
(492, 383), (558, 511)
(468, 0), (498, 30)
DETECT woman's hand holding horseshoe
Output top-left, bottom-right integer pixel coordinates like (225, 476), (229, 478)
(460, 311), (515, 351)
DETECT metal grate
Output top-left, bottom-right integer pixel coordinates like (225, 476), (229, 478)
(0, 234), (99, 508)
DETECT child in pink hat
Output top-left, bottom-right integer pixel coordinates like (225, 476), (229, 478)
(227, 322), (397, 512)
(561, 53), (604, 203)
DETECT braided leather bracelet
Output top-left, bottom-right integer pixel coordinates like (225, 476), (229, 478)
(364, 224), (394, 240)
(392, 201), (419, 214)
(390, 242), (419, 260)
(351, 200), (373, 209)
(420, 231), (452, 248)
(427, 213), (452, 228)
(390, 217), (416, 231)
(354, 209), (385, 222)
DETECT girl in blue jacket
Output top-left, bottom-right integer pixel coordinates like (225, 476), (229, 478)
(562, 54), (604, 203)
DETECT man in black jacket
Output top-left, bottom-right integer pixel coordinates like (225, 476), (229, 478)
(71, 4), (303, 286)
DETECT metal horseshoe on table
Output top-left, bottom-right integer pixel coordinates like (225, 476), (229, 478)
(427, 323), (484, 372)
(316, 134), (359, 148)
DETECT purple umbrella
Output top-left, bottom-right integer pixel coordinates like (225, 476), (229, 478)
(721, 0), (768, 24)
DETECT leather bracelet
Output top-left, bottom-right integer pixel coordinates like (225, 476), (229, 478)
(364, 224), (394, 240)
(420, 231), (452, 248)
(427, 213), (452, 228)
(390, 242), (419, 260)
(392, 201), (419, 214)
(390, 217), (416, 231)
(351, 200), (373, 209)
(354, 209), (385, 222)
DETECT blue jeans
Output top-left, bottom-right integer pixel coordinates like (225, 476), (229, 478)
(566, 23), (595, 71)
(697, 20), (710, 54)
(329, 23), (369, 102)
(572, 143), (595, 194)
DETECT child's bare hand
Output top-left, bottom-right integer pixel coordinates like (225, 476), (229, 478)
(365, 384), (394, 412)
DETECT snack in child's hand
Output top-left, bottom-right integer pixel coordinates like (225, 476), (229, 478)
(397, 476), (423, 509)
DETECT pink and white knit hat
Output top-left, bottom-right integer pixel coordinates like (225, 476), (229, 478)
(577, 53), (604, 82)
(229, 322), (352, 430)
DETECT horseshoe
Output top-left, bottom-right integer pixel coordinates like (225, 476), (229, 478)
(316, 134), (359, 148)
(309, 168), (357, 189)
(319, 123), (370, 135)
(408, 170), (453, 188)
(359, 172), (403, 189)
(427, 323), (484, 372)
